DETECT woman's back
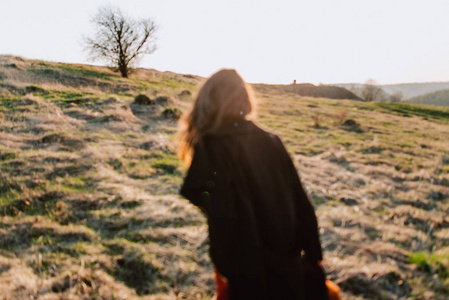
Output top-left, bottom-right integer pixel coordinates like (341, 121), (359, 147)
(178, 68), (326, 299)
(205, 120), (301, 253)
(181, 120), (323, 299)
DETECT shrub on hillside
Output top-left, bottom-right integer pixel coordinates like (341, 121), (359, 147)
(334, 110), (348, 125)
(341, 119), (363, 132)
(312, 112), (322, 128)
(161, 107), (182, 120)
(134, 94), (154, 105)
(178, 90), (192, 97)
(25, 85), (46, 94)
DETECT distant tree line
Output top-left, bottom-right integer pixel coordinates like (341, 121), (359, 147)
(349, 79), (403, 102)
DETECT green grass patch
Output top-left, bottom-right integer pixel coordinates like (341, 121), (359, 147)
(409, 251), (449, 279)
(148, 77), (197, 91)
(152, 162), (178, 174)
(43, 90), (84, 101)
(151, 152), (180, 175)
(0, 96), (22, 108)
(0, 152), (18, 161)
(61, 176), (95, 193)
(56, 64), (115, 80)
(376, 102), (449, 122)
(135, 80), (154, 92)
(0, 190), (63, 217)
(439, 165), (449, 174)
(28, 67), (60, 77)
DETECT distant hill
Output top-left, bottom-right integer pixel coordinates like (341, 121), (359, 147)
(336, 81), (449, 100)
(406, 89), (449, 107)
(382, 82), (449, 99)
(255, 83), (361, 100)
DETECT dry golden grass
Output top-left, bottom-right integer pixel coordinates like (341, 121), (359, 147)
(1, 55), (449, 299)
(252, 90), (449, 299)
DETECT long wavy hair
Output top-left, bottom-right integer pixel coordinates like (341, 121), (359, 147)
(177, 69), (256, 165)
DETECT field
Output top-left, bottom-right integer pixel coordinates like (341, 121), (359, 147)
(1, 55), (449, 299)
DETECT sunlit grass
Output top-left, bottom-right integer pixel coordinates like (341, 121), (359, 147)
(1, 55), (449, 299)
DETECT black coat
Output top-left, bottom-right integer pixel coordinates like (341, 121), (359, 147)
(180, 120), (325, 299)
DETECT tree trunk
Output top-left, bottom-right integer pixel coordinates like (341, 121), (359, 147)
(119, 65), (128, 78)
(118, 54), (128, 78)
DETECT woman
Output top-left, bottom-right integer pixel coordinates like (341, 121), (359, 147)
(178, 69), (327, 299)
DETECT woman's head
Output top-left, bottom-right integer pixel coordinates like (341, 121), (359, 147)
(177, 68), (256, 164)
(194, 69), (254, 125)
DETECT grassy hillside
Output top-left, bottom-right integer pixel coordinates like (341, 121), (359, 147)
(1, 55), (449, 299)
(407, 89), (449, 107)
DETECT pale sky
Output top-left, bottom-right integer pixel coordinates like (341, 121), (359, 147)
(1, 0), (449, 85)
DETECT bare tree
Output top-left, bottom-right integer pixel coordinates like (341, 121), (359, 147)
(361, 78), (383, 102)
(84, 6), (157, 78)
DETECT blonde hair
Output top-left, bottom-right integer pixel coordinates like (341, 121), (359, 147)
(177, 69), (256, 165)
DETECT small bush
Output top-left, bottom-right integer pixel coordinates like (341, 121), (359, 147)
(178, 90), (191, 97)
(312, 112), (322, 128)
(362, 146), (383, 154)
(108, 158), (124, 171)
(134, 94), (153, 105)
(441, 155), (449, 165)
(41, 133), (65, 144)
(140, 141), (156, 150)
(25, 85), (46, 94)
(334, 110), (348, 125)
(341, 119), (363, 132)
(152, 162), (177, 174)
(343, 119), (357, 126)
(161, 107), (182, 120)
(0, 152), (18, 161)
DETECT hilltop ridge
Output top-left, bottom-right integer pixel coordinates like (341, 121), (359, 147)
(336, 81), (449, 100)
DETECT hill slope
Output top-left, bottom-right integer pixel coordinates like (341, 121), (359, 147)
(255, 83), (361, 100)
(337, 81), (449, 100)
(1, 55), (449, 299)
(407, 89), (449, 107)
(383, 82), (449, 99)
